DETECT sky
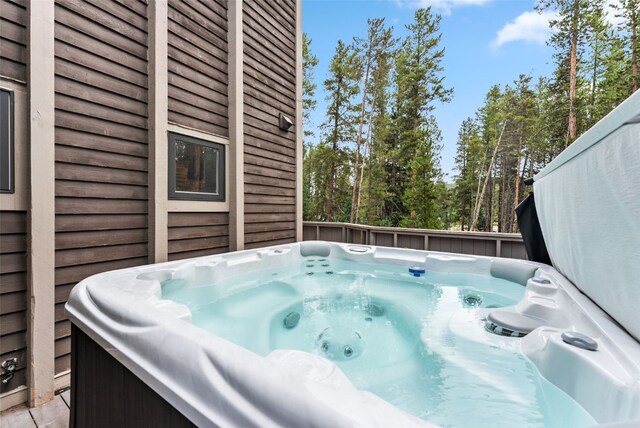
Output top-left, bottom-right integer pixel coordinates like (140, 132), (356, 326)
(302, 0), (559, 180)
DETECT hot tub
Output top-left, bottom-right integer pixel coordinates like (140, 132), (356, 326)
(65, 241), (640, 427)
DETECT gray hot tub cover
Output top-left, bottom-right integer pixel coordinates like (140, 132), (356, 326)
(532, 89), (640, 342)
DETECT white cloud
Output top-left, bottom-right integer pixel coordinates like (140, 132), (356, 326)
(395, 0), (491, 15)
(492, 11), (558, 49)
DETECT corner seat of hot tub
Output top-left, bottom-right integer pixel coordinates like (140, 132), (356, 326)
(65, 268), (434, 428)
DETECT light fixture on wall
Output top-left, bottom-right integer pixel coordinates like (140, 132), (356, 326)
(279, 112), (293, 131)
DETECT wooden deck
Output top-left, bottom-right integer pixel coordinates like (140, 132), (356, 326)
(0, 391), (69, 428)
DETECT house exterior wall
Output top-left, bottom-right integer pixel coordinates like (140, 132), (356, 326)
(53, 0), (151, 381)
(167, 212), (229, 261)
(0, 0), (302, 410)
(242, 0), (298, 249)
(167, 0), (229, 136)
(0, 0), (27, 82)
(0, 211), (28, 396)
(0, 0), (29, 407)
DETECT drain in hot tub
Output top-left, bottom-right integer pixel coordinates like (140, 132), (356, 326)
(283, 312), (300, 329)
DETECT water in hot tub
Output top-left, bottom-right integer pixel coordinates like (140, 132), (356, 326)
(163, 257), (597, 428)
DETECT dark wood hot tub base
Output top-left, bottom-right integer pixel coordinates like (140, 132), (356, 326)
(70, 325), (196, 428)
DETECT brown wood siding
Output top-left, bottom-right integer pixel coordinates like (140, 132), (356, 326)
(53, 0), (149, 375)
(0, 211), (27, 393)
(168, 212), (229, 261)
(167, 0), (228, 136)
(243, 0), (297, 250)
(0, 0), (27, 82)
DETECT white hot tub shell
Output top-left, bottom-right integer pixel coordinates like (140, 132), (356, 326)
(66, 241), (640, 427)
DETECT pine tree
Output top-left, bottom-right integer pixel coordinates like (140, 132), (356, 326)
(361, 38), (395, 225)
(318, 40), (361, 221)
(583, 4), (611, 128)
(350, 19), (396, 223)
(471, 85), (503, 231)
(302, 33), (319, 220)
(615, 0), (639, 93)
(392, 8), (452, 228)
(302, 33), (319, 141)
(597, 37), (633, 111)
(302, 8), (636, 232)
(453, 118), (481, 231)
(538, 0), (594, 143)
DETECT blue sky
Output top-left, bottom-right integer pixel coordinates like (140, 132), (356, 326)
(302, 0), (558, 179)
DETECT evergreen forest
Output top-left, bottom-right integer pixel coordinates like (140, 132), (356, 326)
(302, 1), (639, 232)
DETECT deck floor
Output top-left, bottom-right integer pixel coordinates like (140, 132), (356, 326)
(0, 391), (70, 428)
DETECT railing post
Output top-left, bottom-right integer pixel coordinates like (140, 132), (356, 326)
(393, 233), (398, 248)
(496, 239), (502, 258)
(424, 234), (429, 251)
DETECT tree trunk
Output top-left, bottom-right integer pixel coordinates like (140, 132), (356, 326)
(485, 174), (493, 232)
(327, 104), (340, 221)
(500, 160), (508, 232)
(512, 136), (523, 233)
(355, 122), (373, 223)
(350, 59), (372, 223)
(472, 147), (489, 228)
(568, 0), (579, 142)
(632, 5), (638, 92)
(471, 121), (507, 231)
(591, 36), (598, 118)
(366, 132), (374, 223)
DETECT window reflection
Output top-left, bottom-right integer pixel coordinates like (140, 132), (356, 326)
(168, 132), (225, 201)
(174, 141), (218, 194)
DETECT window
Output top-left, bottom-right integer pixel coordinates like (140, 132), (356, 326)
(168, 132), (225, 201)
(0, 88), (13, 194)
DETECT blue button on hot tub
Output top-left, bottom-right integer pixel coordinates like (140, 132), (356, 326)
(409, 266), (426, 277)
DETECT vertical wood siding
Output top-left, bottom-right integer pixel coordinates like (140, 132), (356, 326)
(167, 0), (228, 136)
(53, 0), (149, 375)
(167, 212), (229, 261)
(242, 0), (297, 249)
(0, 211), (27, 394)
(0, 0), (27, 82)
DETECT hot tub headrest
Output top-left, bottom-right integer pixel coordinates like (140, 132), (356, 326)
(300, 241), (331, 257)
(490, 259), (537, 286)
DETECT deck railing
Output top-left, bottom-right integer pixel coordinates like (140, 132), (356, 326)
(302, 222), (527, 260)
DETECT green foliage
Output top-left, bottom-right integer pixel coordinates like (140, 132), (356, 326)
(350, 18), (397, 223)
(453, 117), (482, 230)
(302, 33), (319, 221)
(302, 33), (319, 141)
(311, 40), (361, 221)
(303, 4), (637, 232)
(386, 8), (452, 228)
